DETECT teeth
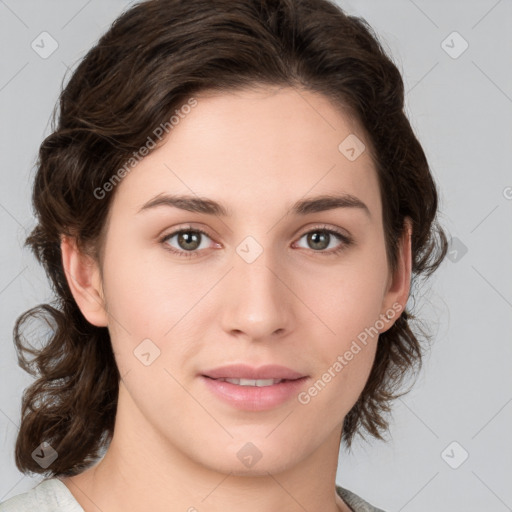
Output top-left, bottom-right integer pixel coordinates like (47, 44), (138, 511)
(220, 378), (283, 387)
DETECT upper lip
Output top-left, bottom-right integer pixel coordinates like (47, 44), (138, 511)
(201, 364), (306, 380)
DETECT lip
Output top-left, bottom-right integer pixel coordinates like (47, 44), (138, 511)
(199, 364), (309, 411)
(201, 364), (306, 380)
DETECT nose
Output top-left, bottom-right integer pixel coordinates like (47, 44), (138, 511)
(219, 247), (296, 343)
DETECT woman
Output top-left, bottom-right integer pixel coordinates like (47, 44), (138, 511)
(0, 0), (447, 510)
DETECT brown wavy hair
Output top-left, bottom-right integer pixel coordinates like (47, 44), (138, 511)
(13, 0), (448, 477)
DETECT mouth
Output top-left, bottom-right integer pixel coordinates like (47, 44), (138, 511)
(201, 363), (306, 381)
(199, 364), (309, 411)
(203, 376), (303, 387)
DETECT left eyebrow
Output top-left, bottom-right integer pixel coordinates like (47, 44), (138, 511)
(291, 193), (370, 217)
(137, 193), (370, 218)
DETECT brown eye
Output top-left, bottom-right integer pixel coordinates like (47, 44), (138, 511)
(295, 227), (352, 255)
(161, 228), (214, 258)
(306, 231), (331, 250)
(175, 231), (202, 251)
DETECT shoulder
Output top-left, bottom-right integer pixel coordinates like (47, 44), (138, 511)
(0, 478), (84, 512)
(336, 485), (387, 512)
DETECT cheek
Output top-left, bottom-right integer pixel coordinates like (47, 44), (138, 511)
(297, 289), (381, 421)
(100, 239), (188, 335)
(310, 249), (390, 348)
(299, 242), (389, 404)
(98, 239), (216, 387)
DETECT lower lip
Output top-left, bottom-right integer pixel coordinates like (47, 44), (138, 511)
(200, 376), (308, 411)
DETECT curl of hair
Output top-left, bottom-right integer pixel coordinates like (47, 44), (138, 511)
(14, 0), (448, 476)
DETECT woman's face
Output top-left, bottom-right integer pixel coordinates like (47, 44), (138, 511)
(70, 86), (409, 476)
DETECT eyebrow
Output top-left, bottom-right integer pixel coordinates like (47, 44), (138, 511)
(138, 193), (370, 217)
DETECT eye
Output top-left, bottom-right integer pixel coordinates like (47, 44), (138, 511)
(159, 224), (353, 259)
(294, 225), (352, 255)
(160, 226), (216, 258)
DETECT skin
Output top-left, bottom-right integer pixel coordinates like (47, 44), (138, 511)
(59, 86), (411, 512)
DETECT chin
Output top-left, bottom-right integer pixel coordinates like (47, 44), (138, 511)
(198, 443), (300, 477)
(228, 466), (278, 477)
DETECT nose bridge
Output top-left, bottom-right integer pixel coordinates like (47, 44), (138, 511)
(221, 238), (293, 339)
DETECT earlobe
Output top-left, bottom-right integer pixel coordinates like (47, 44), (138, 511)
(380, 218), (413, 331)
(60, 235), (108, 327)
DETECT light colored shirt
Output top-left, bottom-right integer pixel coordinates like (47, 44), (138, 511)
(0, 478), (386, 511)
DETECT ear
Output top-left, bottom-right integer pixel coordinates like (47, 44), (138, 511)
(380, 218), (412, 331)
(60, 235), (108, 327)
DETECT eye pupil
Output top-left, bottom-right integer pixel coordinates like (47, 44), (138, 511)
(308, 231), (329, 250)
(178, 231), (201, 250)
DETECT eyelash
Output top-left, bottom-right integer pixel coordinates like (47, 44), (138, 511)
(159, 224), (353, 259)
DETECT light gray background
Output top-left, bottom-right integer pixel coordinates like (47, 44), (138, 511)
(1, 1), (511, 511)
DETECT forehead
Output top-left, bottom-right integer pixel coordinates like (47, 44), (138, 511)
(108, 86), (380, 218)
